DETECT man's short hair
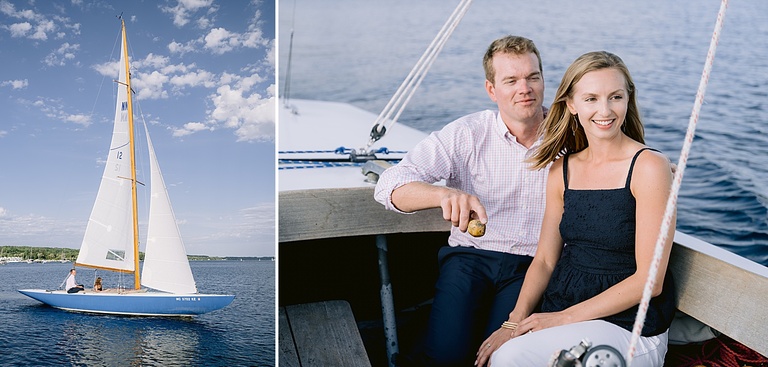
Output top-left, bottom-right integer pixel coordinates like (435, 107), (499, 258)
(483, 35), (542, 84)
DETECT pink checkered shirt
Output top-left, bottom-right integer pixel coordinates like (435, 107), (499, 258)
(374, 110), (549, 256)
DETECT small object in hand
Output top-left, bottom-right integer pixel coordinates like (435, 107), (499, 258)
(468, 219), (486, 237)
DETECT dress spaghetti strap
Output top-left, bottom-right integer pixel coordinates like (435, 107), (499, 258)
(625, 147), (660, 188)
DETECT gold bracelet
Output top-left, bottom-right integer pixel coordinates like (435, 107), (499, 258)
(501, 321), (518, 330)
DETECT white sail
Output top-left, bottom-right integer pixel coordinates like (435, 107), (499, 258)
(141, 125), (198, 294)
(76, 33), (135, 272)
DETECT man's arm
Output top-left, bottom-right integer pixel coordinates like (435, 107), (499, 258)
(392, 181), (487, 232)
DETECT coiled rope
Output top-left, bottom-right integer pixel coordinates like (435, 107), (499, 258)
(365, 0), (474, 149)
(625, 1), (729, 365)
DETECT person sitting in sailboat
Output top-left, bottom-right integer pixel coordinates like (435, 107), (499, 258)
(65, 269), (85, 294)
(93, 277), (103, 292)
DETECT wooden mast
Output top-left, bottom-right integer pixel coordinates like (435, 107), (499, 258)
(120, 18), (141, 290)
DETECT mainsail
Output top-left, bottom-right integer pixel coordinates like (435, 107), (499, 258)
(141, 125), (198, 294)
(76, 26), (135, 273)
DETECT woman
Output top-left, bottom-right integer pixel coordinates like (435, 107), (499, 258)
(475, 51), (676, 366)
(93, 276), (103, 292)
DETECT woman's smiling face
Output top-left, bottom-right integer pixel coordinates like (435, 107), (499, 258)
(566, 67), (629, 141)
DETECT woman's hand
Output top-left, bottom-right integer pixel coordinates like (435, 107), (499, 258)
(474, 323), (516, 367)
(515, 311), (573, 335)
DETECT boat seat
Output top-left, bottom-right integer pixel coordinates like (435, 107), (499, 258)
(279, 300), (372, 367)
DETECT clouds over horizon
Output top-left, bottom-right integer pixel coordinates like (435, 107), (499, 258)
(0, 202), (275, 257)
(183, 201), (275, 257)
(0, 206), (84, 248)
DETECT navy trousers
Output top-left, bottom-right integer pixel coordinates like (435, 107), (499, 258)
(418, 246), (532, 367)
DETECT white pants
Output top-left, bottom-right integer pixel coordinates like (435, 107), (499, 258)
(490, 320), (668, 367)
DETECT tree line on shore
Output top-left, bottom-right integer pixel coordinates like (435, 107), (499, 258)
(1, 246), (83, 261)
(0, 246), (272, 262)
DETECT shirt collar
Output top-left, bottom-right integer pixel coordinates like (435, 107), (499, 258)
(494, 111), (543, 151)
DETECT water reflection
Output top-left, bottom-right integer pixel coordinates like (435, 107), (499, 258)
(60, 316), (213, 366)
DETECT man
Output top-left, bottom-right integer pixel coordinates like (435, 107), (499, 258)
(65, 268), (85, 293)
(374, 35), (549, 366)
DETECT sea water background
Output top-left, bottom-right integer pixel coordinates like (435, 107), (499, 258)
(0, 260), (274, 366)
(279, 0), (768, 266)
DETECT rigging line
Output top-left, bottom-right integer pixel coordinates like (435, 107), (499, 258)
(366, 0), (473, 149)
(89, 28), (123, 124)
(281, 0), (297, 107)
(625, 0), (729, 365)
(368, 0), (471, 142)
(378, 0), (468, 125)
(387, 2), (471, 133)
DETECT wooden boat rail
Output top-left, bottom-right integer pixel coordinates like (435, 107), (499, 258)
(279, 187), (768, 358)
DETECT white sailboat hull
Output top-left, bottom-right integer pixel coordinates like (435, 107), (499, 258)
(18, 289), (234, 317)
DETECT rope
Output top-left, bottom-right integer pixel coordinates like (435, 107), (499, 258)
(365, 0), (473, 149)
(278, 161), (367, 170)
(278, 148), (407, 155)
(625, 1), (729, 365)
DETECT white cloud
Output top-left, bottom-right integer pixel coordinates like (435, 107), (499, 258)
(208, 83), (275, 142)
(205, 26), (269, 54)
(1, 79), (29, 89)
(266, 39), (275, 68)
(133, 70), (170, 100)
(93, 55), (216, 101)
(135, 53), (170, 69)
(93, 59), (120, 78)
(8, 22), (31, 37)
(173, 122), (212, 137)
(170, 79), (275, 142)
(31, 19), (55, 40)
(168, 40), (196, 54)
(0, 1), (79, 40)
(22, 97), (92, 127)
(203, 27), (236, 54)
(170, 70), (216, 88)
(195, 16), (212, 29)
(167, 26), (269, 56)
(65, 114), (91, 125)
(161, 0), (215, 27)
(43, 42), (80, 67)
(0, 207), (6, 217)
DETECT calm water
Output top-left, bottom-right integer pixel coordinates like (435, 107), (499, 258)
(279, 0), (768, 266)
(1, 261), (274, 366)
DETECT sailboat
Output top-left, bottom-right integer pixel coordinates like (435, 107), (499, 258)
(18, 19), (235, 317)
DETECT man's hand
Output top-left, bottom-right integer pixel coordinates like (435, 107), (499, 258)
(439, 188), (487, 232)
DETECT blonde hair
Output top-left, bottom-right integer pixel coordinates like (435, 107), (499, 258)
(529, 51), (644, 170)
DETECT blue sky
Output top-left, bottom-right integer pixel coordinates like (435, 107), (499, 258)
(0, 0), (275, 257)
